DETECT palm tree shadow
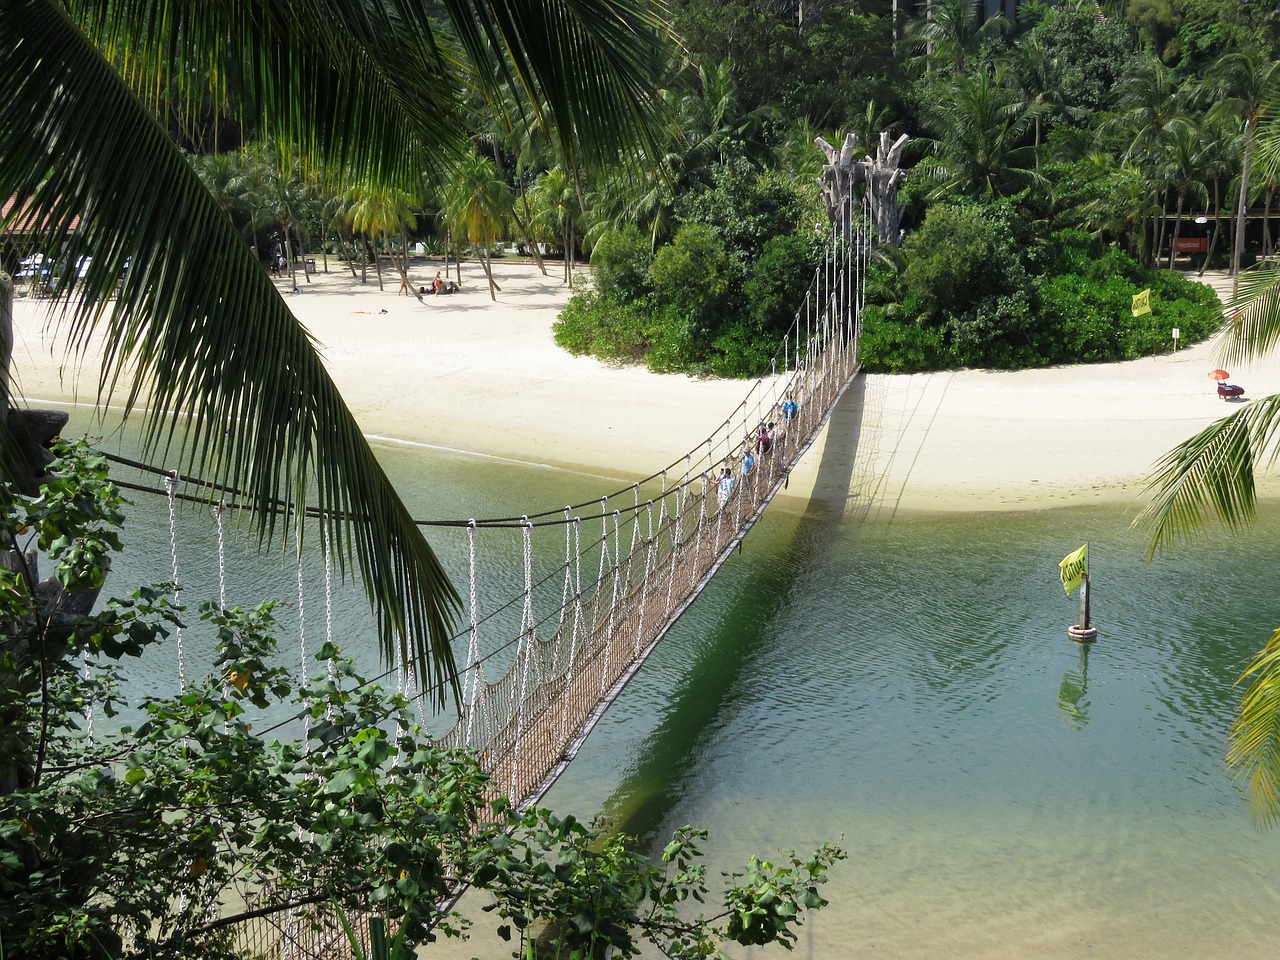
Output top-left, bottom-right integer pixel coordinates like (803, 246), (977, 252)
(598, 375), (868, 844)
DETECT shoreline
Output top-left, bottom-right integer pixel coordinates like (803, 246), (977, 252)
(9, 259), (1277, 515)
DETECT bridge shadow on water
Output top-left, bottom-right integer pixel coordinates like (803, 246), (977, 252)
(597, 375), (870, 844)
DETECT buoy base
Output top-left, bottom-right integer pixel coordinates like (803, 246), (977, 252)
(1068, 624), (1098, 642)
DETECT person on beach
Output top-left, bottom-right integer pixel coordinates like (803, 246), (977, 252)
(433, 271), (444, 295)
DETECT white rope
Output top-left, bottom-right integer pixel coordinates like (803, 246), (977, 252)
(294, 522), (310, 738)
(632, 500), (656, 656)
(559, 506), (574, 634)
(595, 496), (611, 587)
(597, 510), (624, 697)
(509, 517), (536, 798)
(463, 520), (484, 744)
(213, 501), (227, 610)
(321, 521), (336, 719)
(164, 473), (186, 691)
(558, 516), (583, 746)
(81, 649), (94, 741)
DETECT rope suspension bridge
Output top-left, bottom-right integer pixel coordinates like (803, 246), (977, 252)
(86, 198), (870, 957)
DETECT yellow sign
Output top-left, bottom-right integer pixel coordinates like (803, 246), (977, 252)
(1132, 288), (1151, 317)
(1060, 544), (1088, 596)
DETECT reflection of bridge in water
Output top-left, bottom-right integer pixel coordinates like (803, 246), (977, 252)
(105, 201), (868, 957)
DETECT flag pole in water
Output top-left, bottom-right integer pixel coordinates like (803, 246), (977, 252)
(1060, 543), (1098, 642)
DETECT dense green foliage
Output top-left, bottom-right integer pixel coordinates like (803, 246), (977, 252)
(556, 163), (822, 376)
(544, 0), (1280, 377)
(0, 446), (842, 959)
(71, 0), (1277, 380)
(859, 202), (1221, 372)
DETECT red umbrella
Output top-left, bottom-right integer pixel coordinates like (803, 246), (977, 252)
(1208, 369), (1230, 381)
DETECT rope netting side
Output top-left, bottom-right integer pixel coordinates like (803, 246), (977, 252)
(91, 196), (868, 953)
(438, 210), (868, 808)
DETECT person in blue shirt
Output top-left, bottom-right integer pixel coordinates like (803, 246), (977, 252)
(742, 450), (755, 476)
(780, 396), (798, 420)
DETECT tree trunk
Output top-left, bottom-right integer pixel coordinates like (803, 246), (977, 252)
(394, 225), (422, 301)
(511, 206), (547, 275)
(480, 229), (499, 300)
(296, 226), (311, 283)
(1154, 187), (1169, 264)
(1265, 186), (1275, 256)
(373, 235), (385, 291)
(1167, 189), (1185, 270)
(1200, 177), (1223, 276)
(1233, 118), (1257, 295)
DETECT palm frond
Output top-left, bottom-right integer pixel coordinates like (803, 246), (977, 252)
(1219, 267), (1280, 368)
(73, 0), (464, 184)
(440, 0), (673, 170)
(2, 0), (462, 702)
(1228, 626), (1280, 828)
(1131, 396), (1280, 559)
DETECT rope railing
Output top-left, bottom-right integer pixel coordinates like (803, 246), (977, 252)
(92, 196), (871, 956)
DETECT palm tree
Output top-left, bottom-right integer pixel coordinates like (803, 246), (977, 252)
(1206, 46), (1280, 291)
(443, 153), (513, 300)
(0, 0), (670, 701)
(1100, 54), (1189, 266)
(918, 67), (1046, 200)
(527, 167), (582, 285)
(346, 183), (422, 295)
(1155, 118), (1210, 269)
(902, 0), (1010, 75)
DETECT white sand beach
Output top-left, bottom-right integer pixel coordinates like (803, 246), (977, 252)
(8, 259), (1276, 514)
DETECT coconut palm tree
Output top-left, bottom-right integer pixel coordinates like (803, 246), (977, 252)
(902, 0), (1010, 76)
(0, 0), (670, 702)
(1206, 46), (1280, 291)
(1155, 117), (1210, 269)
(917, 66), (1047, 200)
(1133, 263), (1280, 825)
(527, 167), (583, 284)
(346, 182), (422, 295)
(444, 153), (514, 299)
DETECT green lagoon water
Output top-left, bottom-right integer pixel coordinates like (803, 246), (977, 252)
(85, 420), (1280, 958)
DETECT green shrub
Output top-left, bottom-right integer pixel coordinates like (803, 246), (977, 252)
(946, 289), (1043, 369)
(642, 303), (705, 373)
(553, 289), (649, 363)
(858, 307), (950, 373)
(649, 223), (732, 334)
(590, 224), (653, 303)
(902, 204), (1002, 321)
(745, 233), (822, 338)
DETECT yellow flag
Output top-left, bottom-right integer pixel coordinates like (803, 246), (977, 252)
(1059, 544), (1088, 596)
(1132, 288), (1151, 317)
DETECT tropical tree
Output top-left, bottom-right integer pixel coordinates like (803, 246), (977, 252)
(1205, 45), (1280, 289)
(1154, 116), (1210, 268)
(443, 153), (513, 299)
(346, 182), (423, 295)
(527, 167), (583, 284)
(902, 0), (1010, 75)
(917, 67), (1047, 200)
(0, 0), (670, 700)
